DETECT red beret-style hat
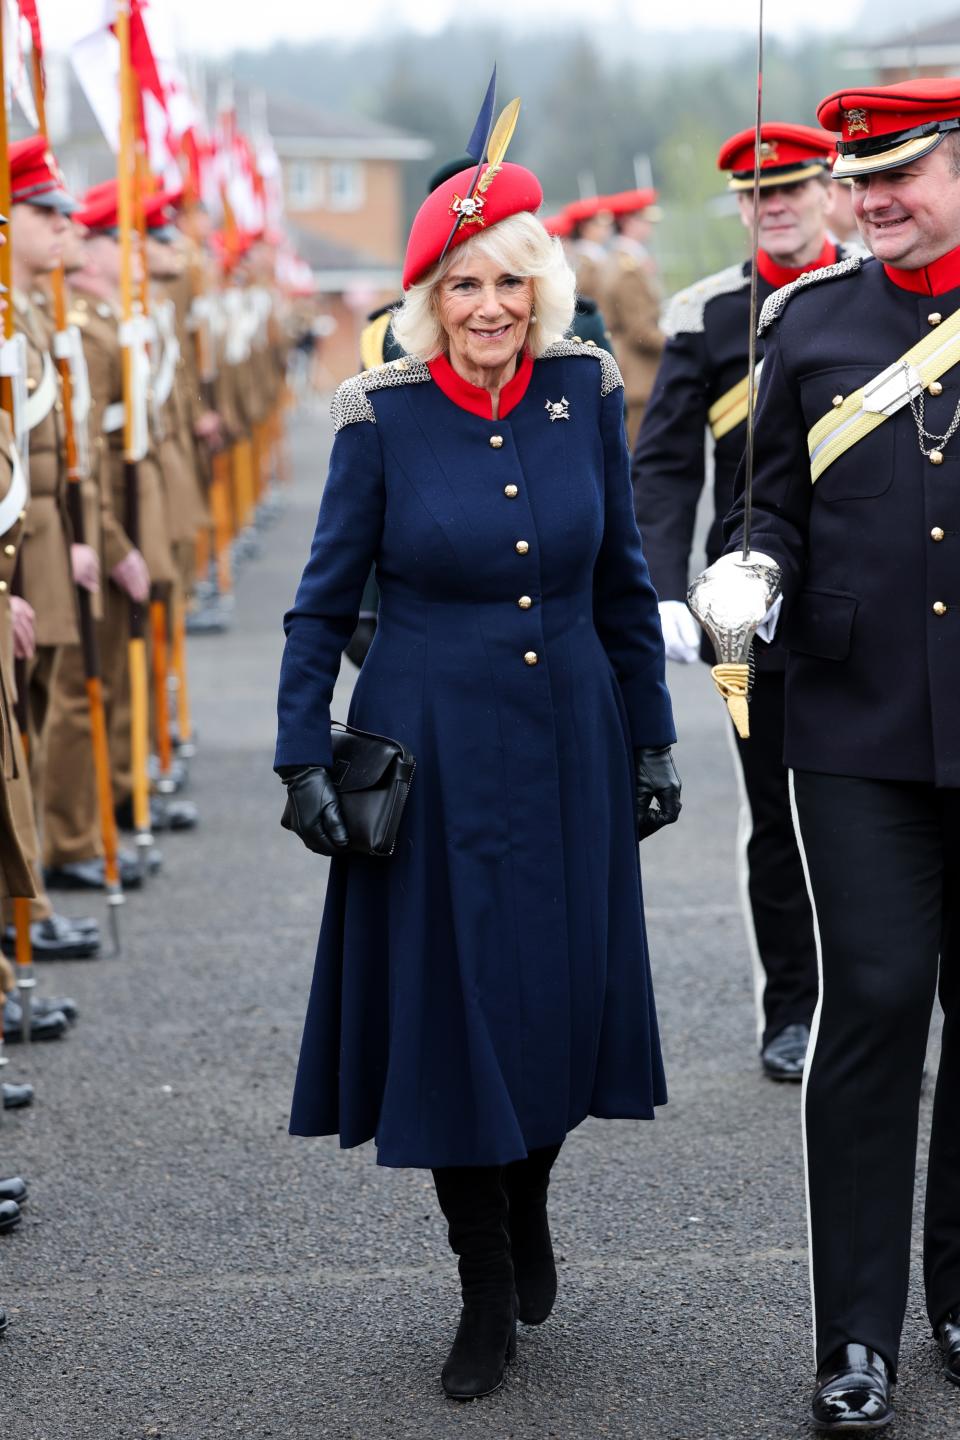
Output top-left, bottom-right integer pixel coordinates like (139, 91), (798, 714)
(818, 79), (960, 178)
(10, 135), (75, 213)
(602, 187), (662, 220)
(717, 123), (836, 191)
(402, 161), (543, 290)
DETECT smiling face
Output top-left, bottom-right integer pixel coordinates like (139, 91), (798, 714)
(738, 177), (831, 267)
(851, 143), (960, 268)
(436, 251), (534, 386)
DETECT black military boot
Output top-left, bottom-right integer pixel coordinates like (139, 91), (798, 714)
(810, 1343), (894, 1432)
(503, 1143), (561, 1324)
(432, 1165), (517, 1400)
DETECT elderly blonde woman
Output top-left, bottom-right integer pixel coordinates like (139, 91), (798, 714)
(275, 154), (681, 1400)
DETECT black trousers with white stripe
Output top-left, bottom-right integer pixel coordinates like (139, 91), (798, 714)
(732, 672), (819, 1048)
(793, 770), (960, 1373)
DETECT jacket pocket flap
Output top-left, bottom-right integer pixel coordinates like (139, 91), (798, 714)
(784, 588), (858, 661)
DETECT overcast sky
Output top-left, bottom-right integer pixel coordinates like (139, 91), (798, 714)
(40, 0), (863, 57)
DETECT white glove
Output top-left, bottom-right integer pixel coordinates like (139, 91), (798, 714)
(658, 599), (701, 664)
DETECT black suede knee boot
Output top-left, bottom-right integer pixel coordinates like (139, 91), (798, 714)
(432, 1165), (517, 1400)
(503, 1143), (561, 1325)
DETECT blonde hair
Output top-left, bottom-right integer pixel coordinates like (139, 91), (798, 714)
(391, 211), (576, 362)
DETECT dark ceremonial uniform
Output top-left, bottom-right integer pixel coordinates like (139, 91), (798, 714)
(277, 343), (674, 1167)
(724, 243), (960, 1372)
(633, 243), (846, 1051)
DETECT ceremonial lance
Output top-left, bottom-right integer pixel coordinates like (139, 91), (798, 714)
(686, 0), (781, 739)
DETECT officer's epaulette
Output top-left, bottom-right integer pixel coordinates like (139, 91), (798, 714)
(661, 262), (748, 339)
(331, 357), (431, 433)
(758, 255), (862, 335)
(539, 338), (623, 395)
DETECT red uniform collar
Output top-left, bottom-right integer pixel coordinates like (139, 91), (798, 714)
(755, 238), (837, 289)
(882, 244), (960, 296)
(427, 350), (534, 419)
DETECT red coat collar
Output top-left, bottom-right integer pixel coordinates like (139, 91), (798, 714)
(427, 350), (534, 419)
(883, 244), (960, 296)
(756, 238), (837, 289)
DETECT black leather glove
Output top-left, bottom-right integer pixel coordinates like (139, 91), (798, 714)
(280, 766), (350, 856)
(635, 746), (682, 842)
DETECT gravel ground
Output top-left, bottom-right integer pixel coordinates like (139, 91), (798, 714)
(0, 402), (952, 1440)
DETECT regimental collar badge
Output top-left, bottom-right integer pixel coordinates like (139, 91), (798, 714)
(449, 192), (487, 227)
(843, 107), (870, 137)
(758, 140), (779, 162)
(545, 396), (570, 422)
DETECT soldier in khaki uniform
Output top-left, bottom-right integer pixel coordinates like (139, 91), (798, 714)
(601, 188), (666, 450)
(562, 195), (613, 305)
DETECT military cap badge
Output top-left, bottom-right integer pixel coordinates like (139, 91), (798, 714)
(843, 108), (870, 136)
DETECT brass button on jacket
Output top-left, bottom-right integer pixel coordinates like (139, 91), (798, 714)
(932, 527), (945, 542)
(504, 484), (518, 498)
(929, 312), (943, 326)
(489, 435), (504, 449)
(518, 595), (532, 609)
(515, 540), (529, 555)
(930, 380), (944, 396)
(3, 544), (14, 557)
(523, 651), (539, 666)
(933, 601), (947, 616)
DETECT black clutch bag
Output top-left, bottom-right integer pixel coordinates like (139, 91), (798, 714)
(325, 722), (415, 857)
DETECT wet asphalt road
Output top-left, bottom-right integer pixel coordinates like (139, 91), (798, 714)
(0, 401), (953, 1440)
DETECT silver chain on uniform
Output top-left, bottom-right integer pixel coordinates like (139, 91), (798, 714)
(904, 361), (960, 460)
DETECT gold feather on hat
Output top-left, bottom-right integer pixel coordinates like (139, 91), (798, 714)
(477, 99), (521, 195)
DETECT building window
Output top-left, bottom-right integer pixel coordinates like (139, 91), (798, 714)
(288, 161), (322, 211)
(329, 161), (364, 212)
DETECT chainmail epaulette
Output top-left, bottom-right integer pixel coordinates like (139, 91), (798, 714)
(661, 263), (748, 338)
(539, 338), (623, 395)
(331, 357), (432, 432)
(758, 256), (862, 336)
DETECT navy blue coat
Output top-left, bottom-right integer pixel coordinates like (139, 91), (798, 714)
(275, 340), (676, 1168)
(725, 254), (960, 788)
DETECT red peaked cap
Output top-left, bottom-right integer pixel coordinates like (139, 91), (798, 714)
(402, 161), (543, 290)
(717, 123), (836, 190)
(74, 179), (181, 232)
(541, 212), (572, 238)
(562, 194), (613, 225)
(818, 79), (960, 177)
(9, 135), (75, 212)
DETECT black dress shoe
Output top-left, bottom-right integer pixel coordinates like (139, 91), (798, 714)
(936, 1307), (960, 1384)
(761, 1022), (810, 1082)
(1, 913), (100, 960)
(44, 855), (142, 892)
(811, 1344), (894, 1432)
(0, 1177), (26, 1205)
(2, 1081), (34, 1109)
(3, 998), (68, 1042)
(29, 994), (78, 1024)
(0, 1199), (21, 1233)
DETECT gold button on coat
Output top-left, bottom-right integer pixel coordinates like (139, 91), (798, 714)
(930, 380), (944, 396)
(518, 595), (532, 609)
(930, 450), (944, 465)
(933, 601), (947, 615)
(515, 540), (529, 555)
(489, 435), (503, 449)
(523, 651), (539, 666)
(832, 394), (844, 408)
(3, 544), (14, 557)
(0, 581), (8, 593)
(929, 313), (943, 326)
(932, 527), (945, 541)
(504, 484), (518, 498)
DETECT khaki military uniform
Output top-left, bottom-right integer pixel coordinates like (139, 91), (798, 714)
(13, 289), (78, 819)
(154, 280), (208, 589)
(0, 413), (38, 902)
(570, 240), (608, 306)
(602, 237), (666, 450)
(43, 290), (140, 863)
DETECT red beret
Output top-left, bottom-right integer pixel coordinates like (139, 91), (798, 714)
(562, 194), (614, 227)
(602, 187), (660, 218)
(717, 123), (835, 191)
(402, 161), (543, 290)
(541, 212), (572, 238)
(10, 135), (75, 213)
(818, 79), (960, 178)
